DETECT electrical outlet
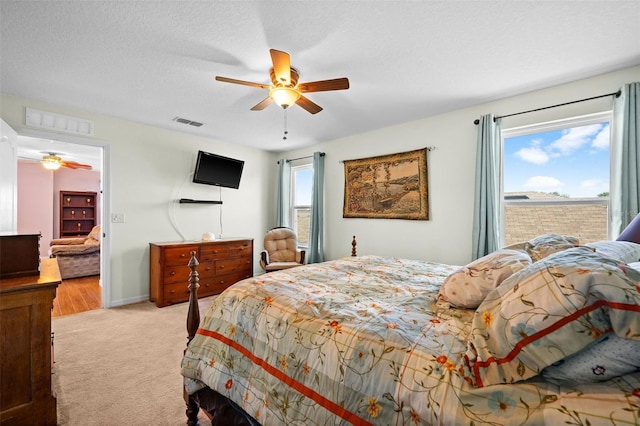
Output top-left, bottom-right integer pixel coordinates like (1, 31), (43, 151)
(111, 213), (125, 223)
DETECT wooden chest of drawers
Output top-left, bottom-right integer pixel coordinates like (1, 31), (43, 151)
(1, 258), (60, 426)
(149, 239), (253, 307)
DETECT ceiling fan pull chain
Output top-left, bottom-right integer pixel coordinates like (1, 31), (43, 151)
(283, 110), (288, 140)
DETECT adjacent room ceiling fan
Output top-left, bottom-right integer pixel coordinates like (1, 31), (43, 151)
(41, 153), (92, 170)
(215, 49), (349, 114)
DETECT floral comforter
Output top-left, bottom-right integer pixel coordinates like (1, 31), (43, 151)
(181, 255), (640, 425)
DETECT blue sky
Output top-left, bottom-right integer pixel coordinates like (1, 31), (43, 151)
(504, 122), (610, 198)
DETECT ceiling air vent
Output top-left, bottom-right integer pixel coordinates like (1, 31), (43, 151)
(173, 117), (203, 127)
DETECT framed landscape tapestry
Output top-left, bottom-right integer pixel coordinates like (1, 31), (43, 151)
(343, 148), (429, 220)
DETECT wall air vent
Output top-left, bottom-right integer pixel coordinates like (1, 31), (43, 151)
(25, 108), (95, 136)
(173, 117), (204, 127)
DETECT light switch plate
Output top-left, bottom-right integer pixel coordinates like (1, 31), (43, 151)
(111, 213), (125, 223)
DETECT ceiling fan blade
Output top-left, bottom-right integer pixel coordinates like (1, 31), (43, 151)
(270, 49), (291, 86)
(61, 161), (92, 170)
(298, 78), (350, 93)
(296, 95), (323, 114)
(250, 97), (274, 111)
(215, 76), (270, 89)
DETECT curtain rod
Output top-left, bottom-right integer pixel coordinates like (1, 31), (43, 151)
(473, 90), (621, 125)
(338, 146), (436, 163)
(277, 152), (325, 164)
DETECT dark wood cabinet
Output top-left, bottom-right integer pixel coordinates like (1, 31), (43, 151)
(0, 258), (60, 426)
(0, 234), (40, 279)
(60, 190), (97, 237)
(149, 239), (253, 308)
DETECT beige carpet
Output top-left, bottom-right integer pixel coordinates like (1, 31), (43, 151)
(52, 297), (216, 425)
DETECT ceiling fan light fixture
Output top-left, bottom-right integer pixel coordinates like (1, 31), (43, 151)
(269, 87), (301, 109)
(42, 153), (62, 170)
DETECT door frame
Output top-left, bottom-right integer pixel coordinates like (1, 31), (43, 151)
(13, 126), (112, 308)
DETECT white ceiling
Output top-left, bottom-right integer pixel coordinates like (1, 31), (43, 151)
(2, 1), (639, 162)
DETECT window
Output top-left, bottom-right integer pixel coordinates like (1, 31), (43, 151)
(290, 164), (312, 247)
(501, 112), (611, 246)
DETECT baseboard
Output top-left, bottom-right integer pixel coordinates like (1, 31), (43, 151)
(109, 294), (149, 307)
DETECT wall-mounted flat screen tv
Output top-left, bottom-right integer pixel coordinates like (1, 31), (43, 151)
(192, 150), (244, 189)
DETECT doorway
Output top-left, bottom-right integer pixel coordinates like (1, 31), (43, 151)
(13, 129), (111, 314)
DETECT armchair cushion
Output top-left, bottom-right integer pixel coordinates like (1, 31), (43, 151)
(48, 225), (101, 279)
(260, 227), (305, 271)
(50, 243), (100, 256)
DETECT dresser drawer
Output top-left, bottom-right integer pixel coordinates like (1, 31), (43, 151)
(216, 257), (252, 275)
(227, 241), (252, 257)
(162, 282), (191, 305)
(198, 261), (216, 278)
(163, 245), (199, 266)
(201, 271), (252, 293)
(200, 245), (229, 262)
(163, 265), (192, 284)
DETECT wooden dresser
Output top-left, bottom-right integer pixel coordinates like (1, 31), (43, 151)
(149, 238), (253, 308)
(0, 258), (60, 426)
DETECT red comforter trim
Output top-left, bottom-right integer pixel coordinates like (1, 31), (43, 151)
(197, 328), (375, 426)
(472, 300), (640, 388)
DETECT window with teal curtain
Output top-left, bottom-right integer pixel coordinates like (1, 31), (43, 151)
(307, 152), (324, 263)
(276, 159), (290, 228)
(611, 81), (640, 237)
(472, 114), (502, 259)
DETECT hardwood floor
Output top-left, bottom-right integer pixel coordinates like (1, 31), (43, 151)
(52, 275), (101, 318)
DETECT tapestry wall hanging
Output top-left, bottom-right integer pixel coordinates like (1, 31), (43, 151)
(343, 148), (429, 220)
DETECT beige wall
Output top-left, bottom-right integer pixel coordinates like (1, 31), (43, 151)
(1, 65), (637, 306)
(279, 66), (639, 265)
(2, 96), (273, 306)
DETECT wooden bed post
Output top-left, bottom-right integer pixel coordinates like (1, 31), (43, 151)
(185, 251), (200, 425)
(351, 235), (357, 256)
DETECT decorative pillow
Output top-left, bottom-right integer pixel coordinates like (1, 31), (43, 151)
(541, 334), (640, 385)
(462, 246), (640, 388)
(437, 249), (532, 309)
(524, 233), (580, 261)
(586, 240), (640, 263)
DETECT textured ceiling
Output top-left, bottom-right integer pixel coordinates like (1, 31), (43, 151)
(2, 1), (639, 161)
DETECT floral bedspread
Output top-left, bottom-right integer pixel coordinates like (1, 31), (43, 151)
(181, 255), (640, 425)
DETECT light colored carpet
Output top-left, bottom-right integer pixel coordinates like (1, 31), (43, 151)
(52, 297), (215, 425)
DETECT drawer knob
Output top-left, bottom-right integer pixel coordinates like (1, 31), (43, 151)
(220, 265), (225, 269)
(170, 271), (176, 276)
(180, 253), (186, 258)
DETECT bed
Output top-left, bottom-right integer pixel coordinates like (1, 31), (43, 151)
(181, 234), (640, 425)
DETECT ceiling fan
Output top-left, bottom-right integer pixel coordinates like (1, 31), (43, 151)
(215, 49), (349, 114)
(40, 153), (92, 170)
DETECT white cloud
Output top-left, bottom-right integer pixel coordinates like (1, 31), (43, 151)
(549, 124), (603, 155)
(522, 176), (562, 192)
(576, 179), (608, 197)
(515, 146), (549, 165)
(591, 124), (610, 150)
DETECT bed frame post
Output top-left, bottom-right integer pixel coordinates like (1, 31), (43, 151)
(186, 251), (200, 344)
(185, 251), (200, 425)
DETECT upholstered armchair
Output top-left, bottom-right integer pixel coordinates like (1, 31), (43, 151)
(49, 225), (101, 279)
(260, 227), (306, 272)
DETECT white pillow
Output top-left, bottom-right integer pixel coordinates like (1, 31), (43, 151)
(437, 249), (532, 309)
(586, 240), (640, 264)
(542, 334), (640, 385)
